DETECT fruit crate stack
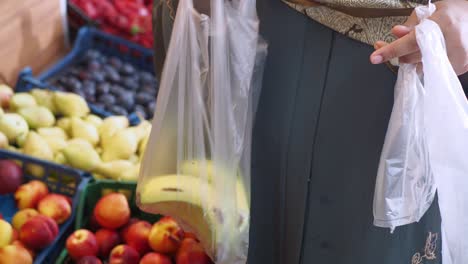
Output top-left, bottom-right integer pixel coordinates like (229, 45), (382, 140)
(56, 180), (213, 264)
(16, 27), (158, 126)
(0, 150), (90, 264)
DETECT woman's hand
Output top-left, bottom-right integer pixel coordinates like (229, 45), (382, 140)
(370, 0), (468, 75)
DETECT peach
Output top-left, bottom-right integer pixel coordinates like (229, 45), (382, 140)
(124, 220), (151, 255)
(0, 243), (33, 264)
(140, 252), (172, 264)
(184, 232), (199, 242)
(11, 241), (35, 259)
(95, 229), (121, 257)
(109, 245), (140, 264)
(119, 217), (139, 241)
(93, 193), (130, 229)
(19, 215), (59, 250)
(148, 216), (184, 254)
(12, 209), (39, 230)
(66, 229), (98, 260)
(38, 194), (72, 224)
(0, 219), (13, 248)
(176, 238), (213, 264)
(76, 256), (103, 264)
(14, 180), (49, 209)
(89, 215), (101, 231)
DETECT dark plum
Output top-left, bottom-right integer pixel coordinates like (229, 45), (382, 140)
(96, 82), (111, 95)
(118, 92), (135, 111)
(98, 94), (117, 105)
(122, 77), (139, 90)
(139, 71), (155, 85)
(135, 92), (153, 105)
(109, 57), (123, 69)
(121, 63), (135, 75)
(84, 50), (101, 61)
(134, 105), (147, 120)
(109, 105), (128, 115)
(147, 101), (156, 114)
(88, 60), (101, 71)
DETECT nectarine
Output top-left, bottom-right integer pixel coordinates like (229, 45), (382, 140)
(0, 219), (13, 248)
(109, 245), (140, 264)
(95, 229), (121, 257)
(176, 238), (213, 264)
(12, 209), (39, 230)
(19, 215), (58, 250)
(14, 181), (48, 209)
(0, 243), (33, 264)
(38, 194), (72, 224)
(148, 216), (184, 255)
(93, 193), (130, 229)
(124, 220), (151, 255)
(140, 252), (172, 264)
(76, 256), (103, 264)
(66, 229), (99, 260)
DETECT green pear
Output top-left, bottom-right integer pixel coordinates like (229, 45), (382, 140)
(85, 115), (103, 129)
(30, 89), (58, 114)
(0, 113), (29, 144)
(18, 106), (55, 129)
(37, 127), (68, 140)
(93, 160), (139, 181)
(99, 116), (129, 147)
(54, 152), (67, 165)
(10, 93), (37, 111)
(16, 132), (28, 148)
(53, 92), (89, 117)
(62, 139), (101, 171)
(0, 131), (8, 149)
(57, 118), (72, 136)
(23, 132), (54, 177)
(101, 128), (138, 162)
(71, 117), (99, 146)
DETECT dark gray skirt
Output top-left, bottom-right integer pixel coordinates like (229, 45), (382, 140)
(248, 1), (441, 264)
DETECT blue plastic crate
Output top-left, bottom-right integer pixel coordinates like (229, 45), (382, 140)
(0, 150), (91, 264)
(16, 26), (157, 125)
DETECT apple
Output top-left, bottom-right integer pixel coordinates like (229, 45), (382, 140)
(0, 219), (13, 248)
(66, 229), (98, 260)
(176, 238), (213, 264)
(0, 160), (23, 195)
(0, 84), (13, 109)
(14, 180), (49, 209)
(93, 193), (130, 229)
(19, 215), (58, 250)
(38, 194), (72, 224)
(109, 245), (140, 264)
(95, 229), (120, 257)
(0, 243), (33, 264)
(123, 220), (151, 255)
(140, 252), (172, 264)
(148, 216), (184, 254)
(12, 209), (39, 230)
(76, 256), (103, 264)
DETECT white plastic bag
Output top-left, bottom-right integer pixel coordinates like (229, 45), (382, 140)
(136, 0), (267, 263)
(373, 3), (468, 263)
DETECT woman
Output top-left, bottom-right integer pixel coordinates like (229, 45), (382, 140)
(152, 0), (468, 263)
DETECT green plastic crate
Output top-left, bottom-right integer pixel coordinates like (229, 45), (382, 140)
(55, 179), (161, 264)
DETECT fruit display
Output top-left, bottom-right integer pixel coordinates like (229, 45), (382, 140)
(70, 0), (153, 48)
(0, 86), (152, 181)
(47, 49), (158, 120)
(61, 189), (213, 264)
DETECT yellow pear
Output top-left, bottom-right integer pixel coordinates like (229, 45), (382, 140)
(128, 154), (140, 164)
(18, 106), (55, 129)
(54, 152), (67, 165)
(93, 160), (139, 181)
(10, 93), (37, 111)
(101, 128), (138, 161)
(62, 139), (101, 171)
(16, 132), (28, 148)
(71, 117), (99, 146)
(23, 132), (54, 177)
(42, 136), (67, 153)
(53, 92), (89, 117)
(56, 118), (72, 136)
(37, 127), (68, 140)
(0, 113), (29, 144)
(85, 115), (103, 128)
(138, 134), (149, 156)
(30, 89), (57, 114)
(99, 116), (129, 147)
(128, 120), (151, 143)
(0, 131), (8, 149)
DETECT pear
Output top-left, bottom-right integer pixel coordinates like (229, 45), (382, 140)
(71, 117), (99, 146)
(23, 132), (54, 177)
(30, 89), (57, 114)
(42, 136), (67, 153)
(62, 139), (101, 171)
(127, 120), (152, 145)
(10, 93), (36, 111)
(0, 113), (29, 144)
(85, 115), (103, 129)
(54, 152), (67, 165)
(128, 154), (140, 164)
(101, 128), (138, 161)
(18, 106), (55, 129)
(93, 160), (139, 181)
(99, 116), (129, 147)
(57, 118), (72, 136)
(138, 134), (149, 156)
(0, 107), (4, 116)
(0, 131), (8, 149)
(0, 84), (13, 109)
(16, 132), (28, 148)
(53, 92), (89, 117)
(37, 127), (68, 140)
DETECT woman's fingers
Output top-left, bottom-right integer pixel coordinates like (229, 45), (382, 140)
(370, 31), (418, 64)
(391, 25), (411, 38)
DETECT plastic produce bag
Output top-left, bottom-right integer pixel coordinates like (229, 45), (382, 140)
(373, 3), (468, 263)
(136, 0), (267, 263)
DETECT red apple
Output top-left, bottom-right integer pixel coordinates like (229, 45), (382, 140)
(76, 256), (103, 264)
(66, 229), (98, 260)
(109, 245), (140, 264)
(95, 229), (120, 257)
(93, 193), (130, 229)
(176, 238), (213, 264)
(140, 252), (172, 264)
(38, 194), (72, 224)
(19, 215), (58, 250)
(124, 220), (151, 255)
(0, 160), (23, 195)
(148, 216), (184, 254)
